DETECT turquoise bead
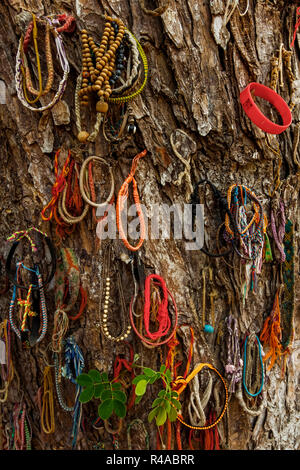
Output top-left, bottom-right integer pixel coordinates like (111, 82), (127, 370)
(204, 324), (214, 333)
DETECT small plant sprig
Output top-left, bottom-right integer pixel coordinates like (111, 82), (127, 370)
(76, 369), (127, 420)
(133, 363), (181, 426)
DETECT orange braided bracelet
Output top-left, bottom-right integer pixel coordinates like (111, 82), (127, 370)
(116, 150), (147, 251)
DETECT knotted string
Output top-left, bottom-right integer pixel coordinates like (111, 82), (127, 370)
(17, 284), (36, 332)
(144, 274), (170, 340)
(7, 227), (47, 253)
(116, 150), (147, 251)
(41, 149), (71, 221)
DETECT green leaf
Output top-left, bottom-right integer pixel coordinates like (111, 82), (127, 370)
(98, 400), (114, 420)
(148, 374), (159, 384)
(160, 365), (166, 374)
(152, 397), (163, 408)
(171, 391), (179, 398)
(168, 406), (178, 422)
(76, 373), (93, 387)
(135, 379), (148, 396)
(156, 407), (167, 426)
(148, 407), (159, 423)
(164, 400), (171, 413)
(143, 368), (156, 377)
(135, 394), (143, 405)
(171, 398), (181, 411)
(133, 354), (140, 363)
(100, 372), (109, 382)
(113, 400), (126, 418)
(111, 382), (122, 391)
(94, 383), (105, 398)
(79, 385), (94, 403)
(101, 389), (113, 401)
(88, 369), (102, 382)
(113, 390), (127, 403)
(132, 374), (146, 385)
(158, 390), (167, 399)
(165, 369), (172, 383)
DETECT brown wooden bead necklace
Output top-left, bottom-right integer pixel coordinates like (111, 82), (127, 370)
(77, 16), (125, 143)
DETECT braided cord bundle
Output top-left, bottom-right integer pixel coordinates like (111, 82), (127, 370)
(130, 274), (178, 346)
(15, 15), (70, 112)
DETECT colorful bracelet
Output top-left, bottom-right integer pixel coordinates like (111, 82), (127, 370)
(6, 228), (56, 291)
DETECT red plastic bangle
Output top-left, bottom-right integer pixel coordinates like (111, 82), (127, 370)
(239, 82), (292, 134)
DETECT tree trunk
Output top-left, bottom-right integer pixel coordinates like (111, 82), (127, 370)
(0, 0), (299, 451)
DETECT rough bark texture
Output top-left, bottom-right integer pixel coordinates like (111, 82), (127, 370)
(0, 0), (299, 451)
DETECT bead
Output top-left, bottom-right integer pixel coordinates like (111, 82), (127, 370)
(96, 101), (109, 113)
(77, 131), (90, 143)
(204, 324), (214, 333)
(106, 277), (110, 282)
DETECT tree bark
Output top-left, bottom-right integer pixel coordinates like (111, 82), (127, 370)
(0, 0), (299, 451)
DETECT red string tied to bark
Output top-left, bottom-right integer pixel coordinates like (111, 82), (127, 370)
(290, 7), (300, 48)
